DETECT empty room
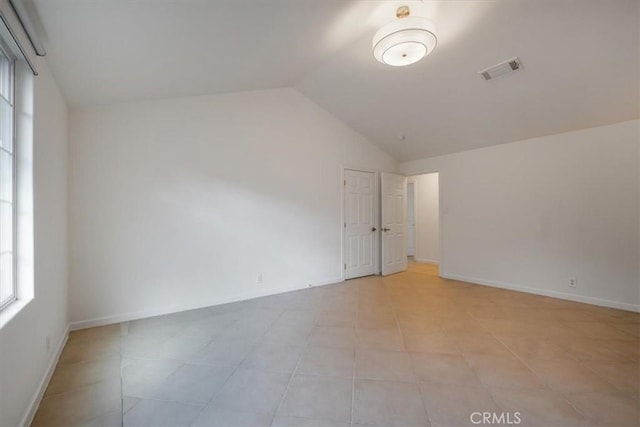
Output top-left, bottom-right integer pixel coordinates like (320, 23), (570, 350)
(0, 0), (638, 426)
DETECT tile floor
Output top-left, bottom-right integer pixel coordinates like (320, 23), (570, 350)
(32, 262), (640, 426)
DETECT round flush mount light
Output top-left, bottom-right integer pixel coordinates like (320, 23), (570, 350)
(372, 6), (437, 67)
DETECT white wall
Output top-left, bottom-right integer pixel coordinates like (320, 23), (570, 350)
(0, 2), (69, 425)
(411, 173), (439, 264)
(402, 120), (640, 311)
(68, 88), (398, 325)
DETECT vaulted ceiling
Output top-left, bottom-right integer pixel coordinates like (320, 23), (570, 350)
(32, 0), (639, 161)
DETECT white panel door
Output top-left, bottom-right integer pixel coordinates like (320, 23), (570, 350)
(344, 170), (376, 279)
(382, 172), (407, 275)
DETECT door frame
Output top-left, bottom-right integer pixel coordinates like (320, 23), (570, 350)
(341, 165), (381, 280)
(405, 169), (444, 271)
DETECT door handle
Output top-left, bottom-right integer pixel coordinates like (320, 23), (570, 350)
(371, 227), (377, 232)
(382, 227), (391, 232)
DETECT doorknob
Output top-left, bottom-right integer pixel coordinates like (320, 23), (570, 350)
(382, 227), (391, 232)
(371, 227), (377, 232)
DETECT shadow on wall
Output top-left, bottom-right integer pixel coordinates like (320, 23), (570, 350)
(73, 167), (342, 315)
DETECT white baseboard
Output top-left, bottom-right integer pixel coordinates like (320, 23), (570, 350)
(440, 272), (640, 313)
(21, 324), (70, 427)
(70, 276), (344, 331)
(414, 258), (439, 265)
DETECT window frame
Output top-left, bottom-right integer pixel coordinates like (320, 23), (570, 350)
(0, 40), (16, 312)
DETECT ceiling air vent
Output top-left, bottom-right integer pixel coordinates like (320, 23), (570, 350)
(479, 57), (521, 81)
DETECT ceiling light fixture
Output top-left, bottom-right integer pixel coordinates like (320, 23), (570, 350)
(372, 5), (437, 67)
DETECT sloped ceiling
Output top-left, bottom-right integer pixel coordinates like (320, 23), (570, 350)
(31, 0), (639, 161)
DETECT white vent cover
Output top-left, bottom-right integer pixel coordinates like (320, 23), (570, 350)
(479, 57), (522, 81)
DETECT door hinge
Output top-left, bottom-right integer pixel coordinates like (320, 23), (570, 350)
(344, 263), (347, 270)
(344, 222), (346, 228)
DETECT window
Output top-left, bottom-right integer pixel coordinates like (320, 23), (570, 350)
(0, 43), (15, 310)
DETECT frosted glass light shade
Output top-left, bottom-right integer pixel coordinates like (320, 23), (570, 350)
(372, 17), (437, 66)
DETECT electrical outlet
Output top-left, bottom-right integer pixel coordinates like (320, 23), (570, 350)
(256, 274), (263, 284)
(568, 277), (577, 288)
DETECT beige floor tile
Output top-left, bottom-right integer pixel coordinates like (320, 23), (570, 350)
(563, 321), (638, 341)
(541, 323), (587, 341)
(581, 360), (640, 393)
(212, 368), (290, 416)
(307, 326), (355, 349)
(558, 338), (637, 362)
(44, 354), (121, 397)
(156, 335), (216, 362)
(190, 405), (272, 427)
(279, 309), (320, 324)
(120, 333), (210, 362)
(475, 319), (535, 336)
(394, 308), (436, 322)
(315, 310), (356, 328)
(188, 337), (259, 366)
(453, 333), (514, 357)
(607, 339), (640, 361)
(357, 310), (398, 330)
(123, 396), (141, 414)
(465, 354), (545, 390)
(297, 346), (354, 378)
(353, 379), (429, 426)
(402, 332), (459, 354)
(411, 352), (482, 387)
(355, 349), (416, 382)
(32, 378), (121, 427)
(127, 317), (188, 340)
(488, 387), (587, 426)
(121, 358), (183, 398)
(58, 339), (120, 366)
(120, 333), (166, 359)
(494, 335), (573, 361)
(241, 342), (304, 373)
(397, 319), (445, 335)
(420, 383), (500, 427)
(525, 359), (619, 393)
(565, 392), (640, 426)
(271, 415), (349, 427)
(123, 398), (202, 427)
(356, 329), (405, 351)
(36, 262), (640, 426)
(67, 325), (121, 346)
(614, 323), (640, 338)
(264, 322), (315, 345)
(149, 363), (234, 405)
(320, 295), (357, 312)
(218, 312), (282, 341)
(178, 312), (243, 339)
(78, 410), (123, 427)
(165, 306), (227, 323)
(438, 317), (489, 335)
(280, 375), (352, 422)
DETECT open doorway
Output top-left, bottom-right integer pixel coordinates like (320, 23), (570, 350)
(407, 181), (416, 257)
(407, 173), (440, 265)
